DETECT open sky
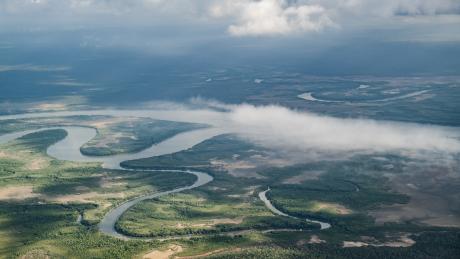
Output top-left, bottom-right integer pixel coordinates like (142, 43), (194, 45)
(1, 0), (460, 75)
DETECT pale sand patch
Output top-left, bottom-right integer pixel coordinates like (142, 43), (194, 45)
(0, 185), (125, 204)
(212, 217), (244, 225)
(245, 185), (259, 195)
(89, 117), (137, 129)
(343, 234), (415, 248)
(384, 235), (416, 247)
(175, 217), (244, 229)
(34, 103), (67, 111)
(25, 158), (49, 171)
(283, 171), (323, 184)
(248, 154), (292, 167)
(20, 249), (51, 259)
(211, 159), (254, 170)
(210, 159), (264, 179)
(296, 235), (326, 246)
(308, 235), (326, 244)
(227, 186), (259, 198)
(143, 245), (183, 259)
(211, 154), (293, 179)
(89, 132), (124, 148)
(99, 202), (113, 210)
(47, 192), (125, 203)
(99, 175), (127, 188)
(343, 241), (369, 248)
(0, 151), (48, 171)
(178, 248), (242, 259)
(0, 186), (39, 200)
(0, 151), (19, 160)
(311, 202), (352, 215)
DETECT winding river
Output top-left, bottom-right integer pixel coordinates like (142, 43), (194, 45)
(259, 188), (331, 230)
(298, 90), (430, 104)
(0, 110), (331, 239)
(0, 125), (221, 239)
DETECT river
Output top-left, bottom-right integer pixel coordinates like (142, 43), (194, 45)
(0, 109), (331, 238)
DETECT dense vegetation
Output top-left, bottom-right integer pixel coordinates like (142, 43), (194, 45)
(80, 118), (207, 156)
(122, 134), (460, 258)
(116, 192), (315, 237)
(0, 129), (197, 258)
(0, 120), (458, 258)
(0, 201), (158, 258)
(209, 230), (460, 259)
(121, 134), (261, 169)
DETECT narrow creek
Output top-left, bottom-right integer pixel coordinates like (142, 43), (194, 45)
(259, 188), (331, 230)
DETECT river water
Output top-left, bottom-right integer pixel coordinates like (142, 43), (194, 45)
(0, 109), (331, 238)
(259, 188), (331, 230)
(0, 124), (221, 238)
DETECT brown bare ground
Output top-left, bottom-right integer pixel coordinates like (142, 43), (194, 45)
(0, 186), (39, 200)
(283, 171), (323, 184)
(308, 235), (326, 244)
(143, 245), (183, 259)
(0, 151), (19, 160)
(312, 202), (352, 215)
(227, 186), (259, 198)
(343, 241), (369, 248)
(343, 234), (415, 248)
(178, 248), (242, 259)
(20, 249), (51, 259)
(46, 192), (125, 204)
(90, 132), (124, 148)
(210, 159), (265, 179)
(25, 158), (49, 171)
(296, 235), (326, 246)
(99, 175), (127, 188)
(175, 217), (244, 229)
(0, 151), (48, 171)
(89, 117), (137, 129)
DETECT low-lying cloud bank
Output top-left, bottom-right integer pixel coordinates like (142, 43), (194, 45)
(225, 104), (460, 155)
(1, 101), (458, 158)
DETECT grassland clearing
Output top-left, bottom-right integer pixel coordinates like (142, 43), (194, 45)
(0, 186), (39, 200)
(143, 244), (183, 259)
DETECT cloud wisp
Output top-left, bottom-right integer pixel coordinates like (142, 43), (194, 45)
(225, 104), (460, 155)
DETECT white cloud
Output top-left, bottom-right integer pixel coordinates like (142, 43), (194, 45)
(334, 0), (460, 16)
(0, 0), (459, 37)
(0, 0), (194, 18)
(226, 104), (460, 155)
(210, 0), (334, 36)
(208, 0), (460, 36)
